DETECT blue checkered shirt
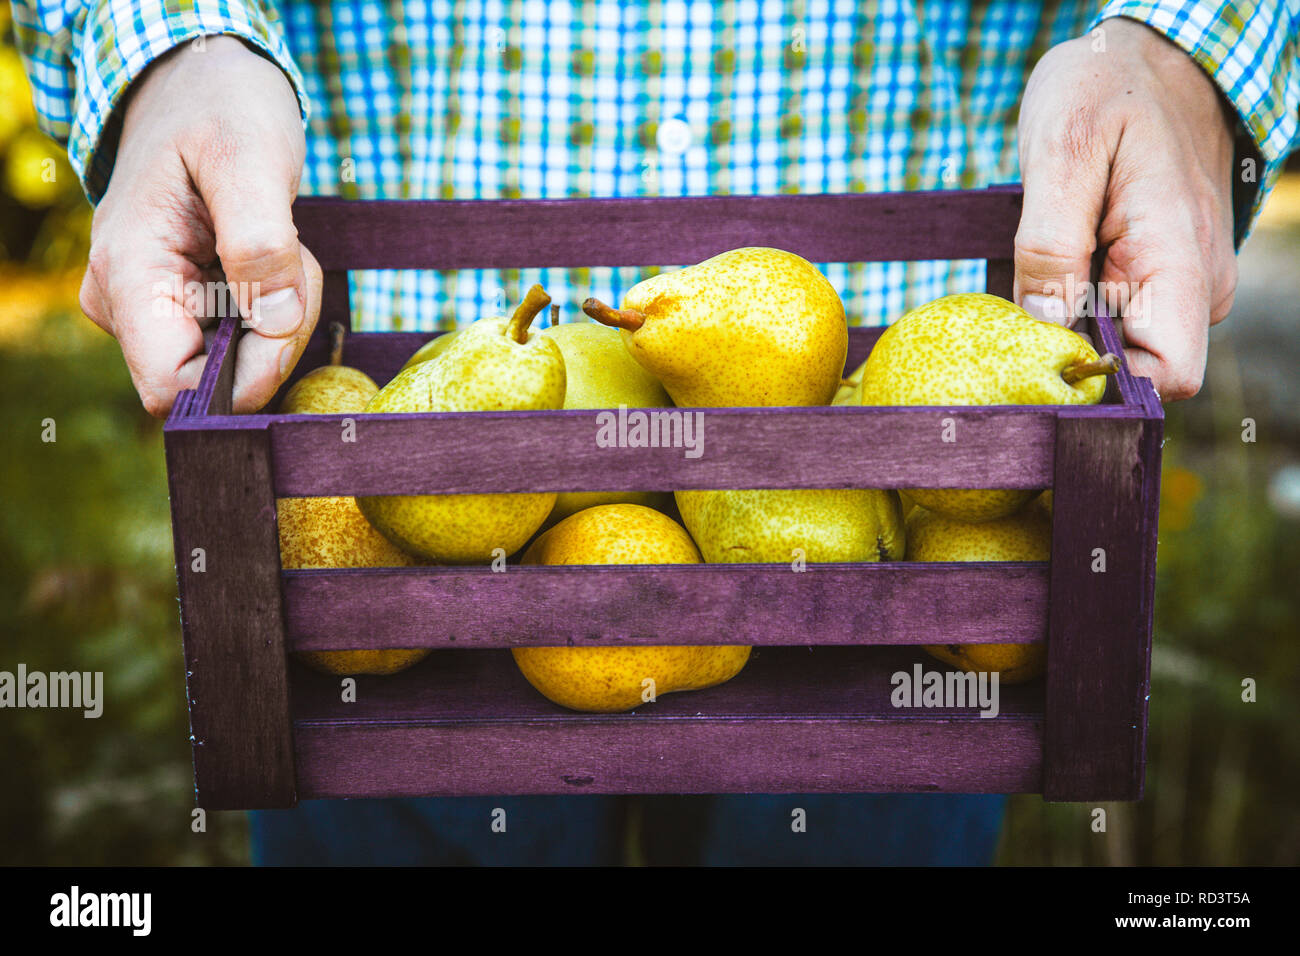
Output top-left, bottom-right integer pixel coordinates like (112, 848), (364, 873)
(11, 0), (1300, 330)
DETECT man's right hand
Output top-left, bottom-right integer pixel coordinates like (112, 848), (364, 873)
(80, 35), (320, 417)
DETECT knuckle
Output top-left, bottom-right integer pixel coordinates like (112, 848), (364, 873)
(77, 272), (102, 322)
(84, 245), (112, 295)
(1212, 259), (1238, 323)
(217, 223), (300, 269)
(1164, 367), (1204, 402)
(139, 387), (174, 419)
(1014, 227), (1092, 272)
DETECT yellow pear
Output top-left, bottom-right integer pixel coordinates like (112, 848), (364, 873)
(860, 293), (1118, 521)
(832, 357), (868, 406)
(583, 247), (847, 407)
(676, 488), (904, 563)
(511, 505), (751, 712)
(540, 321), (674, 523)
(277, 325), (431, 676)
(898, 490), (919, 519)
(358, 286), (565, 563)
(905, 503), (1052, 683)
(398, 328), (462, 373)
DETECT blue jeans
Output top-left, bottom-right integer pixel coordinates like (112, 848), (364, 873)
(250, 794), (1006, 866)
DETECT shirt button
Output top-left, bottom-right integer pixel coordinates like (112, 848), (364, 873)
(656, 117), (693, 154)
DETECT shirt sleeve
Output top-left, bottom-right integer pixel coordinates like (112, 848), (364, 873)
(9, 0), (310, 204)
(1090, 0), (1300, 244)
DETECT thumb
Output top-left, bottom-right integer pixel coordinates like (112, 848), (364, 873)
(190, 137), (307, 338)
(1014, 117), (1109, 326)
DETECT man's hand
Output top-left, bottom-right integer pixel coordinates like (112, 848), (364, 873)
(1015, 18), (1239, 401)
(80, 35), (320, 417)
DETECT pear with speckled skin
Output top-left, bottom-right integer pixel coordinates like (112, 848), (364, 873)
(584, 247), (848, 407)
(906, 502), (1051, 684)
(277, 331), (431, 676)
(860, 293), (1118, 522)
(399, 328), (463, 372)
(676, 488), (905, 564)
(540, 322), (674, 524)
(358, 286), (565, 563)
(511, 505), (751, 712)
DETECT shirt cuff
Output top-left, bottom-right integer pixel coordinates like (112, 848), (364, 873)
(1089, 1), (1300, 245)
(71, 0), (310, 204)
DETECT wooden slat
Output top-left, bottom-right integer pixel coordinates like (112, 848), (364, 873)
(164, 423), (297, 809)
(282, 562), (1049, 650)
(1043, 409), (1157, 800)
(297, 720), (1042, 796)
(1090, 303), (1140, 407)
(245, 404), (1080, 496)
(1131, 371), (1164, 797)
(985, 257), (1014, 300)
(292, 189), (1025, 271)
(289, 647), (1043, 796)
(192, 315), (241, 416)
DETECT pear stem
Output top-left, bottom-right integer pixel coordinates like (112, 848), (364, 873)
(327, 321), (346, 366)
(550, 304), (559, 327)
(506, 284), (552, 343)
(1062, 352), (1121, 385)
(583, 297), (646, 332)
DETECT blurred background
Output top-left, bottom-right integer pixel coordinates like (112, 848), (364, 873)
(2, 6), (1297, 865)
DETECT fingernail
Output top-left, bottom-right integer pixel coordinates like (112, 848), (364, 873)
(249, 286), (302, 335)
(1022, 293), (1071, 325)
(279, 343), (297, 378)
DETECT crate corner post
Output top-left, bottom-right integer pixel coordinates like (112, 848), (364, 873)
(1043, 403), (1161, 802)
(165, 412), (298, 811)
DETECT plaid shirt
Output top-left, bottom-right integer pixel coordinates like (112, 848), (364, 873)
(11, 0), (1300, 331)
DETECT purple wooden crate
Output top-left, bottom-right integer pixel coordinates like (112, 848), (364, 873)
(163, 187), (1162, 809)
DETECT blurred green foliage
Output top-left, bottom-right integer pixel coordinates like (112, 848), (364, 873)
(999, 338), (1300, 865)
(0, 318), (249, 864)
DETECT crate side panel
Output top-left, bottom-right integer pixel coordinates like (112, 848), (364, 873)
(293, 191), (1024, 271)
(267, 406), (1060, 496)
(165, 426), (297, 809)
(294, 719), (1043, 796)
(290, 646), (1042, 797)
(282, 562), (1048, 649)
(1043, 412), (1154, 801)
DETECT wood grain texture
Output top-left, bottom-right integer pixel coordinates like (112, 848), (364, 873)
(1043, 409), (1158, 801)
(290, 647), (1043, 796)
(192, 315), (241, 416)
(282, 561), (1049, 650)
(161, 186), (1164, 803)
(164, 423), (297, 809)
(1132, 371), (1164, 798)
(249, 405), (1080, 496)
(292, 189), (1025, 271)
